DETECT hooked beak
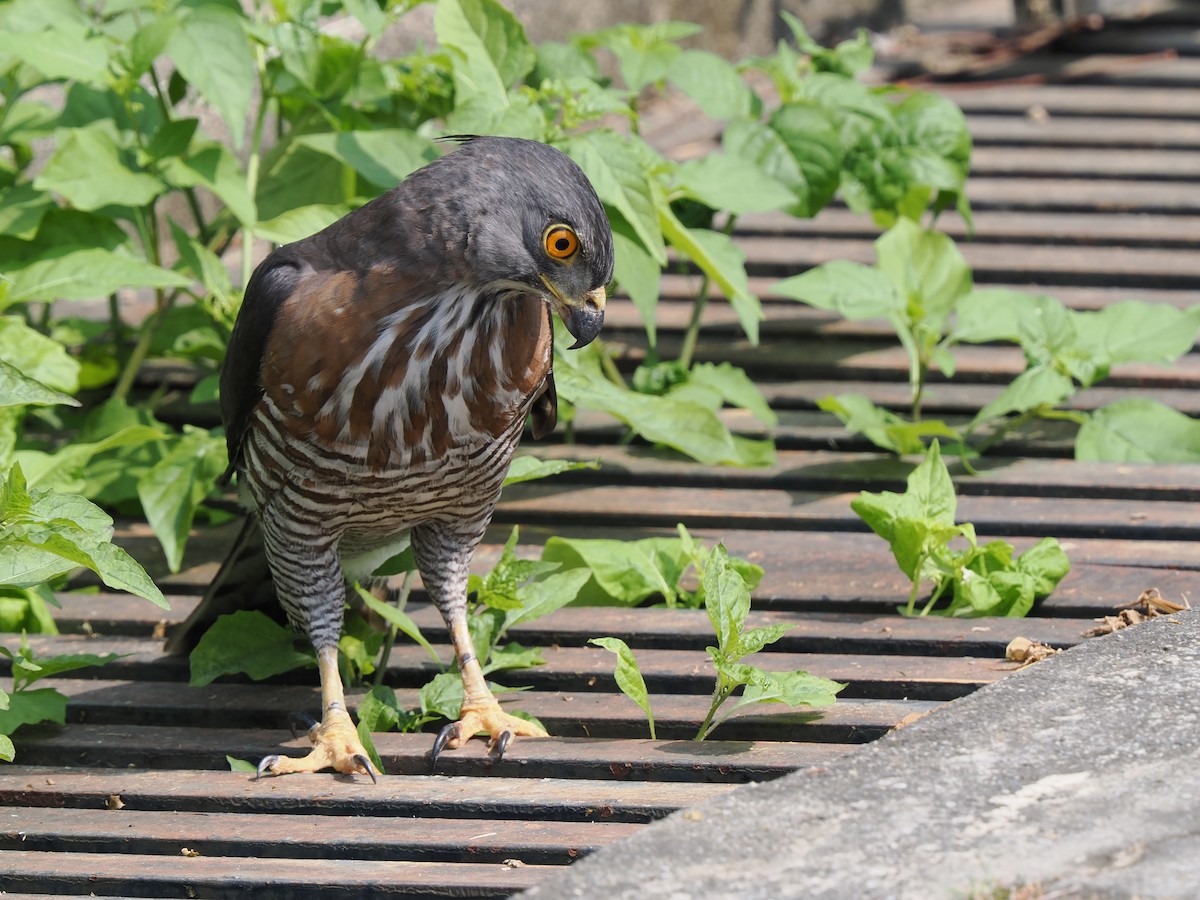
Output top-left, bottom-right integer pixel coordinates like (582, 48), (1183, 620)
(540, 276), (606, 349)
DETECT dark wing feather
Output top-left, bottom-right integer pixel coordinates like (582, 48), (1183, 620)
(530, 372), (557, 440)
(218, 249), (304, 480)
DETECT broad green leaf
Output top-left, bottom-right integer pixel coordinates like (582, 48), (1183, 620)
(127, 14), (179, 79)
(17, 425), (165, 493)
(686, 362), (777, 426)
(444, 90), (548, 140)
(554, 345), (773, 467)
(0, 687), (67, 736)
(9, 249), (191, 304)
(505, 568), (592, 629)
(419, 670), (464, 720)
(158, 144), (256, 227)
(818, 393), (961, 455)
(0, 184), (55, 240)
(773, 261), (901, 321)
(482, 640), (543, 675)
(1074, 302), (1200, 368)
(665, 49), (751, 120)
(357, 721), (385, 773)
(542, 537), (674, 607)
(0, 24), (109, 85)
(0, 360), (78, 409)
(563, 130), (665, 265)
(254, 204), (349, 245)
(875, 219), (972, 329)
(435, 0), (535, 108)
(1016, 537), (1071, 597)
(353, 583), (442, 666)
(357, 684), (404, 733)
(166, 5), (254, 149)
(1076, 399), (1200, 463)
(137, 428), (228, 573)
(296, 131), (436, 190)
(701, 545), (750, 656)
(255, 143), (347, 223)
(0, 733), (13, 762)
(86, 542), (169, 610)
(660, 215), (762, 345)
(903, 441), (957, 526)
(35, 123), (165, 211)
(503, 455), (598, 486)
(723, 111), (841, 218)
(189, 610), (314, 687)
(953, 289), (1056, 344)
(970, 366), (1075, 429)
(734, 668), (843, 712)
(589, 637), (655, 739)
(12, 652), (120, 686)
(342, 0), (388, 40)
(674, 153), (793, 216)
(610, 221), (662, 347)
(732, 624), (792, 659)
(579, 22), (697, 92)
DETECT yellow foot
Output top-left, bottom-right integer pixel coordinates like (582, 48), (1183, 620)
(431, 701), (547, 766)
(256, 706), (379, 782)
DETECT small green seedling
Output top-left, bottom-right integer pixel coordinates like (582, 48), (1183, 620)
(0, 636), (121, 762)
(592, 544), (843, 742)
(852, 441), (1070, 617)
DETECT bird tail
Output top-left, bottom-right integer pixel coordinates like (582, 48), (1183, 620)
(163, 514), (280, 656)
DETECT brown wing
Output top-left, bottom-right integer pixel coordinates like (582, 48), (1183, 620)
(530, 372), (557, 439)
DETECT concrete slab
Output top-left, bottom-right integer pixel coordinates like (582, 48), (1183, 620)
(523, 608), (1200, 899)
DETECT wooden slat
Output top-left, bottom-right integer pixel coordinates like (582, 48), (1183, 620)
(0, 767), (732, 822)
(12, 726), (858, 783)
(966, 114), (1200, 148)
(0, 806), (638, 864)
(0, 850), (548, 899)
(940, 83), (1200, 119)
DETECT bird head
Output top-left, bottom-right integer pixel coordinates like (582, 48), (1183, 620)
(423, 137), (614, 350)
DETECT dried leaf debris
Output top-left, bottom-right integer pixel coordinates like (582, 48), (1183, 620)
(1005, 636), (1061, 667)
(1083, 588), (1190, 638)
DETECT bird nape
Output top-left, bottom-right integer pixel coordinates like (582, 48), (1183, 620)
(167, 137), (614, 780)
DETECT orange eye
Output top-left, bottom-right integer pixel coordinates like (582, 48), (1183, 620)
(544, 224), (579, 260)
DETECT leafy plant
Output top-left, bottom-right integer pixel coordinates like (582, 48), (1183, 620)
(852, 441), (1070, 617)
(542, 523), (763, 608)
(592, 544), (843, 742)
(0, 636), (121, 761)
(777, 221), (1200, 462)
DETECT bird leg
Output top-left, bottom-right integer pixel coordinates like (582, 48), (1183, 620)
(257, 645), (379, 781)
(432, 613), (547, 764)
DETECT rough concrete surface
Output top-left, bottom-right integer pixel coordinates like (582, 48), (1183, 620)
(524, 609), (1200, 899)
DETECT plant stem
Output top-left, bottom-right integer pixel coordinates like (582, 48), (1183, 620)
(598, 344), (625, 387)
(677, 215), (737, 372)
(373, 571), (415, 687)
(694, 680), (732, 741)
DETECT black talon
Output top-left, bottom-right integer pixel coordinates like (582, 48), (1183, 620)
(490, 730), (513, 761)
(353, 753), (379, 784)
(255, 755), (281, 780)
(288, 711), (319, 739)
(430, 722), (460, 773)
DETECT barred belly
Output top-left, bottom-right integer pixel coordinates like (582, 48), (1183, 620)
(239, 394), (525, 648)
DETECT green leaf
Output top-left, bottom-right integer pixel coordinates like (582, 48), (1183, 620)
(0, 360), (78, 410)
(13, 652), (121, 687)
(1074, 301), (1200, 368)
(503, 455), (598, 486)
(188, 610), (314, 687)
(734, 668), (843, 713)
(1076, 399), (1200, 463)
(419, 671), (464, 720)
(137, 428), (228, 573)
(1016, 537), (1071, 597)
(0, 23), (110, 85)
(0, 183), (55, 240)
(35, 123), (165, 211)
(353, 583), (442, 666)
(254, 204), (349, 245)
(659, 214), (762, 345)
(296, 131), (436, 190)
(482, 640), (544, 675)
(562, 130), (664, 263)
(875, 219), (972, 330)
(773, 261), (901, 321)
(504, 568), (592, 630)
(665, 49), (751, 120)
(357, 684), (404, 733)
(970, 366), (1075, 429)
(435, 0), (535, 108)
(589, 637), (655, 739)
(0, 733), (13, 762)
(701, 545), (750, 657)
(9, 248), (192, 304)
(953, 289), (1063, 345)
(723, 110), (842, 218)
(541, 537), (674, 607)
(86, 542), (169, 610)
(674, 153), (792, 216)
(158, 144), (256, 227)
(687, 362), (777, 426)
(226, 755), (257, 773)
(610, 221), (662, 347)
(166, 5), (254, 149)
(0, 687), (67, 736)
(818, 393), (961, 455)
